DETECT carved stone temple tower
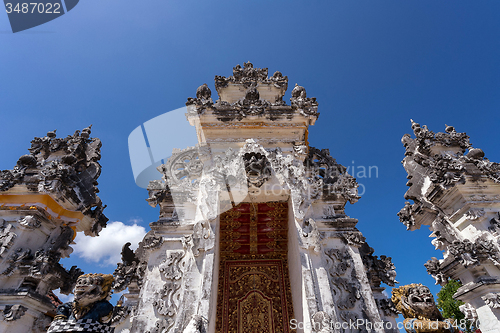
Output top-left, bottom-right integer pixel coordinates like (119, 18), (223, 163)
(0, 127), (108, 332)
(113, 63), (398, 333)
(398, 122), (500, 333)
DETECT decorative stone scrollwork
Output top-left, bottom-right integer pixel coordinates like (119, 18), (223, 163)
(140, 232), (164, 251)
(18, 215), (41, 229)
(459, 303), (478, 322)
(471, 154), (500, 183)
(0, 127), (108, 236)
(359, 242), (398, 287)
(301, 218), (322, 252)
(214, 62), (287, 90)
(305, 147), (360, 204)
(424, 257), (447, 286)
(184, 314), (207, 333)
(147, 318), (174, 333)
(376, 298), (399, 317)
(489, 212), (500, 232)
(159, 146), (204, 188)
(0, 219), (16, 258)
(475, 236), (500, 265)
(427, 154), (465, 188)
(154, 250), (187, 332)
(448, 239), (479, 267)
(482, 292), (500, 309)
(243, 151), (271, 188)
(447, 237), (500, 268)
(111, 296), (131, 325)
(186, 83), (213, 107)
(325, 247), (365, 324)
(290, 83), (318, 116)
(3, 304), (28, 321)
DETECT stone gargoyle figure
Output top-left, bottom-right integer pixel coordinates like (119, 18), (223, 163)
(47, 273), (115, 333)
(391, 283), (457, 333)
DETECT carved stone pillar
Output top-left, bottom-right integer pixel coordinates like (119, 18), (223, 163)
(399, 121), (500, 333)
(0, 127), (108, 333)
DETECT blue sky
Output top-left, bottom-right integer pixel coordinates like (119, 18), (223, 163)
(1, 0), (500, 323)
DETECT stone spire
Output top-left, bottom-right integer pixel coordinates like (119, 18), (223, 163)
(0, 127), (108, 333)
(399, 121), (500, 332)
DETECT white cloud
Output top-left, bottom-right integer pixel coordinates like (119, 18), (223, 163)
(72, 221), (147, 267)
(53, 288), (74, 303)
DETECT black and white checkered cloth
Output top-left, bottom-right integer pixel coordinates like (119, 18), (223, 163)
(47, 319), (115, 333)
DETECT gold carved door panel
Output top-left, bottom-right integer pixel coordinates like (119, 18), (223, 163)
(216, 202), (294, 333)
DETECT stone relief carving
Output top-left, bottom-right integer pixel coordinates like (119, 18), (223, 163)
(305, 147), (360, 204)
(311, 311), (334, 333)
(141, 232), (164, 251)
(243, 151), (272, 188)
(376, 298), (399, 317)
(113, 250), (147, 293)
(0, 219), (16, 258)
(301, 218), (322, 252)
(459, 302), (478, 323)
(146, 318), (173, 333)
(0, 127), (108, 236)
(290, 83), (319, 117)
(3, 304), (28, 321)
(424, 257), (447, 286)
(339, 232), (366, 247)
(158, 146), (204, 189)
(397, 202), (415, 230)
(446, 237), (500, 268)
(214, 61), (287, 90)
(448, 239), (479, 267)
(465, 208), (485, 220)
(153, 250), (187, 333)
(325, 247), (365, 328)
(482, 292), (500, 309)
(186, 83), (213, 107)
(1, 245), (82, 295)
(359, 242), (398, 288)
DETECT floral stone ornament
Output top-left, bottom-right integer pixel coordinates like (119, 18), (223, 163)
(47, 273), (115, 333)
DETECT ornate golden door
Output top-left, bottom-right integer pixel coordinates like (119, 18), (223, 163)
(216, 202), (295, 333)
